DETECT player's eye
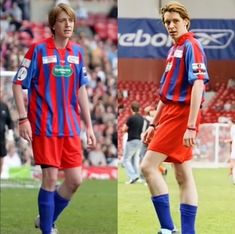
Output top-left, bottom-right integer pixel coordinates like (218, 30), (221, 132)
(164, 21), (170, 25)
(56, 18), (74, 23)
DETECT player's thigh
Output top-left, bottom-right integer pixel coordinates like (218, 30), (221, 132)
(141, 150), (167, 170)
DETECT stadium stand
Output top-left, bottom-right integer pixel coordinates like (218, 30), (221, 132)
(201, 81), (235, 123)
(117, 79), (235, 157)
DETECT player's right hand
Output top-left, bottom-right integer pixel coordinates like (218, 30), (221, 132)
(143, 126), (155, 145)
(19, 120), (32, 142)
(86, 127), (96, 149)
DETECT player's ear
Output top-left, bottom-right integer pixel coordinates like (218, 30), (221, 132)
(183, 19), (189, 29)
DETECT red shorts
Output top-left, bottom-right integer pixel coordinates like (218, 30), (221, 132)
(148, 103), (200, 163)
(32, 135), (83, 169)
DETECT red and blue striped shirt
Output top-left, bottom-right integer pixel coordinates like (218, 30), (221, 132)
(13, 37), (89, 137)
(160, 32), (209, 104)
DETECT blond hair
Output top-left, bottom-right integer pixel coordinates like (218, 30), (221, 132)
(161, 1), (190, 29)
(48, 3), (76, 35)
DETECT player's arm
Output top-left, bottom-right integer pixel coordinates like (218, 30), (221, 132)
(12, 44), (37, 143)
(78, 85), (96, 148)
(149, 100), (165, 126)
(12, 84), (32, 142)
(143, 100), (165, 144)
(188, 80), (204, 127)
(183, 79), (204, 147)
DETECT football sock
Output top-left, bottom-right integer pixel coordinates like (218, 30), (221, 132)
(53, 190), (70, 223)
(151, 194), (174, 231)
(38, 188), (55, 234)
(180, 203), (197, 234)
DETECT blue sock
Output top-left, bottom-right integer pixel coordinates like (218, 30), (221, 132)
(38, 188), (55, 234)
(53, 190), (69, 223)
(180, 203), (197, 234)
(151, 194), (174, 231)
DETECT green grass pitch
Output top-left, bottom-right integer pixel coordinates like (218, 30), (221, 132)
(118, 166), (235, 234)
(0, 180), (117, 234)
(1, 167), (235, 234)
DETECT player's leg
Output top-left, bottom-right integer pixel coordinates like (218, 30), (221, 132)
(53, 167), (82, 223)
(52, 136), (83, 224)
(173, 161), (198, 234)
(32, 136), (61, 234)
(139, 143), (147, 181)
(141, 151), (175, 232)
(39, 166), (59, 234)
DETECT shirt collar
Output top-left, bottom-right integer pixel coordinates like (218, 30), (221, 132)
(47, 37), (73, 51)
(175, 32), (194, 46)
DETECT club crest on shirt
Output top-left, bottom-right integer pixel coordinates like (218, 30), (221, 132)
(67, 55), (79, 64)
(53, 65), (73, 77)
(17, 67), (27, 81)
(42, 55), (57, 64)
(192, 63), (206, 75)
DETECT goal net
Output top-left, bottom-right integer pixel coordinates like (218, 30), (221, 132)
(192, 123), (231, 168)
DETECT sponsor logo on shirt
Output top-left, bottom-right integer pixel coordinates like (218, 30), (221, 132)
(165, 62), (172, 72)
(17, 67), (27, 81)
(21, 58), (31, 68)
(42, 55), (57, 64)
(67, 55), (79, 64)
(53, 65), (73, 77)
(174, 49), (183, 58)
(192, 63), (206, 75)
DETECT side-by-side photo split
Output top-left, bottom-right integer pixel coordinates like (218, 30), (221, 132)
(0, 0), (235, 234)
(118, 0), (235, 233)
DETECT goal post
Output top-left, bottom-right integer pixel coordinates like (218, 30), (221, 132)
(192, 123), (231, 168)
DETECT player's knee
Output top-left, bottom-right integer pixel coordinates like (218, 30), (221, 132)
(67, 177), (82, 193)
(175, 171), (184, 186)
(140, 162), (150, 177)
(42, 177), (58, 190)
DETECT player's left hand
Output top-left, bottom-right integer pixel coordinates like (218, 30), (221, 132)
(183, 129), (196, 148)
(86, 127), (96, 149)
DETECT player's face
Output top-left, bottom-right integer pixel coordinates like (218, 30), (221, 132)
(53, 11), (74, 39)
(163, 11), (188, 42)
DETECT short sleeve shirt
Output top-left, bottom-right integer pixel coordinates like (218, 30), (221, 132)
(13, 37), (89, 136)
(160, 32), (209, 104)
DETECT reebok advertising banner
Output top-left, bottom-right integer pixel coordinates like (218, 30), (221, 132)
(118, 19), (235, 60)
